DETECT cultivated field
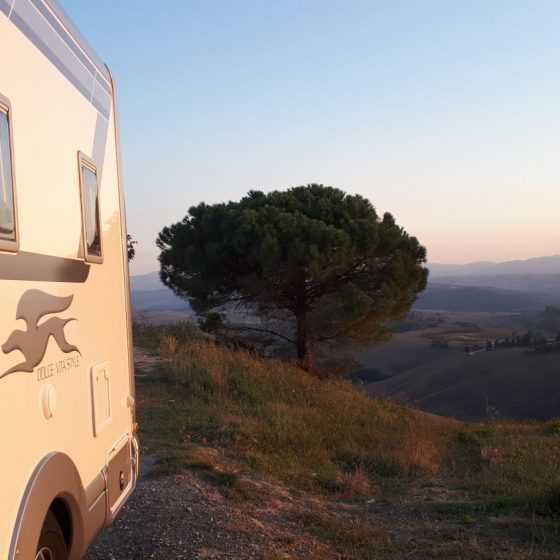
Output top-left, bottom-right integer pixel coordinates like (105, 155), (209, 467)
(357, 319), (560, 421)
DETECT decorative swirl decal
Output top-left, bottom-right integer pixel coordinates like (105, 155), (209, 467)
(1, 290), (80, 378)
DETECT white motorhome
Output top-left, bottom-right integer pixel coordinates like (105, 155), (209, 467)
(0, 1), (138, 558)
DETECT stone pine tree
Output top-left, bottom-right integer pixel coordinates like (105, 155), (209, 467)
(157, 185), (428, 372)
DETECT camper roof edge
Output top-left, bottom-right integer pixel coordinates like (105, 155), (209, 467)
(42, 0), (111, 83)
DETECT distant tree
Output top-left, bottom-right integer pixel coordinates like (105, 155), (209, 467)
(127, 234), (137, 262)
(157, 185), (428, 371)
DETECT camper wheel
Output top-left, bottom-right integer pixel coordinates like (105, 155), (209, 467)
(35, 511), (68, 560)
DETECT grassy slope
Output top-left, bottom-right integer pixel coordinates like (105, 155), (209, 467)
(134, 323), (560, 559)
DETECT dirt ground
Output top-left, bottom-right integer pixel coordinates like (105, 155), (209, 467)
(84, 460), (342, 559)
(82, 452), (453, 560)
(83, 455), (544, 560)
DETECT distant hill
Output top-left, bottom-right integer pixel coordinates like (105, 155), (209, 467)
(355, 255), (560, 423)
(131, 289), (193, 324)
(413, 283), (545, 312)
(355, 331), (450, 377)
(131, 289), (190, 312)
(431, 274), (560, 299)
(426, 256), (560, 304)
(130, 271), (194, 324)
(130, 271), (163, 291)
(367, 347), (560, 421)
(130, 258), (560, 323)
(429, 255), (560, 277)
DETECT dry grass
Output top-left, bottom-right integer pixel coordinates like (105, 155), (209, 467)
(138, 323), (450, 490)
(293, 510), (393, 559)
(134, 322), (560, 558)
(135, 323), (560, 503)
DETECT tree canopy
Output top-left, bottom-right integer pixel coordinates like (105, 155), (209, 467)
(157, 184), (428, 371)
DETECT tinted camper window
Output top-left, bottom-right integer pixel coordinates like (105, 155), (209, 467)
(79, 157), (103, 262)
(0, 104), (16, 247)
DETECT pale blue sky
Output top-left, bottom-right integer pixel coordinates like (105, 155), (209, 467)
(63, 0), (560, 274)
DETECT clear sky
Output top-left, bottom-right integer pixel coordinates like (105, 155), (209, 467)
(62, 0), (560, 274)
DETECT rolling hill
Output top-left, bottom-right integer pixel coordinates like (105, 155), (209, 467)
(413, 283), (548, 312)
(428, 255), (560, 277)
(366, 347), (560, 421)
(131, 256), (560, 321)
(424, 256), (560, 307)
(430, 274), (560, 298)
(131, 289), (191, 312)
(130, 270), (164, 291)
(130, 271), (193, 323)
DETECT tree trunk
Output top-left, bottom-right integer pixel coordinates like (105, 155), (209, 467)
(296, 313), (313, 372)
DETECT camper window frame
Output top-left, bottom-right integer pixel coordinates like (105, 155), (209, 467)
(0, 95), (19, 253)
(78, 152), (104, 264)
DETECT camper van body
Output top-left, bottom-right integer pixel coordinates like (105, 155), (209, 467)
(0, 1), (137, 558)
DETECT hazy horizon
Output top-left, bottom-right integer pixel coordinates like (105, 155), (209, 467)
(63, 1), (560, 275)
(131, 253), (560, 278)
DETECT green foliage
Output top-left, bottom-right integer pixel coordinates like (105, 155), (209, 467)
(127, 234), (137, 261)
(157, 185), (428, 370)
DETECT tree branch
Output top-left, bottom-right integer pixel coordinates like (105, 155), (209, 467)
(224, 324), (296, 345)
(306, 255), (375, 301)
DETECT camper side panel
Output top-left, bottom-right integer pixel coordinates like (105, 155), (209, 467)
(0, 5), (135, 558)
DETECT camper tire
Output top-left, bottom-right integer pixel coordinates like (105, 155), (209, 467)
(35, 511), (68, 560)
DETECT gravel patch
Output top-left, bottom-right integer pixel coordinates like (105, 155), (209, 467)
(83, 458), (339, 560)
(84, 472), (263, 559)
